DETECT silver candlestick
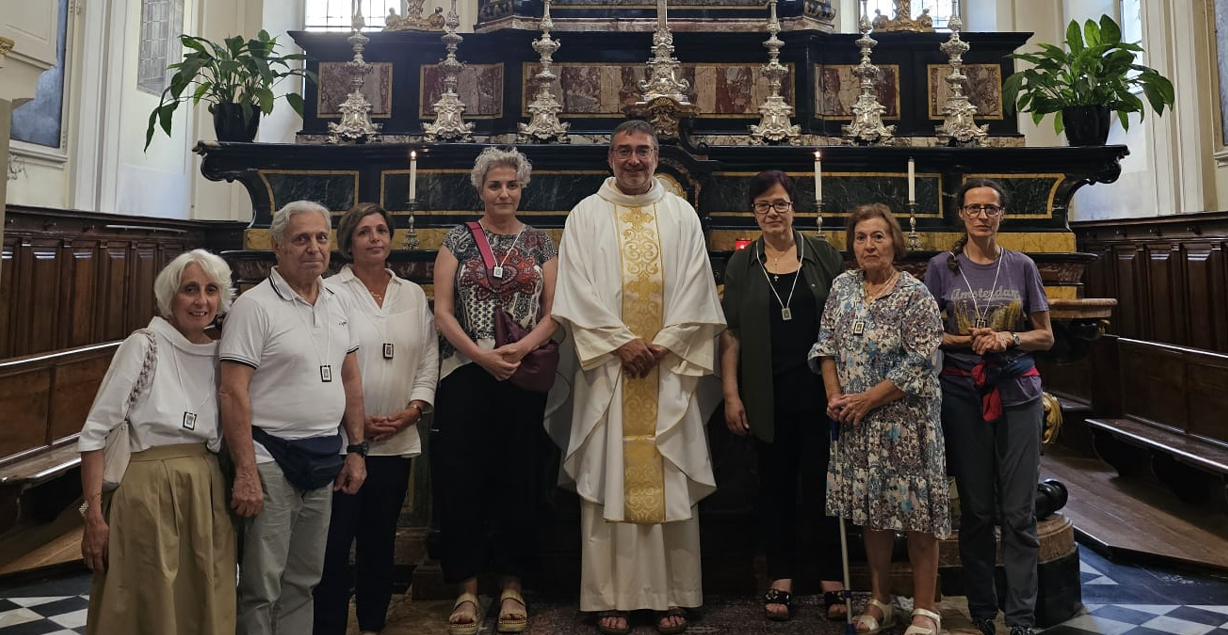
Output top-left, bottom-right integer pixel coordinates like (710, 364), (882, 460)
(519, 0), (570, 143)
(327, 1), (382, 143)
(402, 200), (421, 250)
(842, 0), (895, 146)
(935, 1), (988, 146)
(749, 0), (800, 145)
(423, 0), (474, 142)
(628, 0), (697, 140)
(907, 202), (921, 251)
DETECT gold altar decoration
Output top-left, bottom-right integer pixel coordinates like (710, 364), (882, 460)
(384, 0), (445, 31)
(873, 0), (935, 33)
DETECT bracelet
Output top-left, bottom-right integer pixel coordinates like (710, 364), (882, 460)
(406, 402), (422, 414)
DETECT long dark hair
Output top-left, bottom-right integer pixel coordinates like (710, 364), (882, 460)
(947, 178), (1009, 272)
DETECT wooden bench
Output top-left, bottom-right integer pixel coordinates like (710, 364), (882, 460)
(0, 342), (119, 540)
(1084, 337), (1228, 510)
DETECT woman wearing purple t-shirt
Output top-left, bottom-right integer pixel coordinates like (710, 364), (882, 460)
(923, 179), (1054, 635)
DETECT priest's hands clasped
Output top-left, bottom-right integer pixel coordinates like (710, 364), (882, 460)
(615, 338), (668, 378)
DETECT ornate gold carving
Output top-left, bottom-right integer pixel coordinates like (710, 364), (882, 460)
(384, 0), (445, 31)
(875, 0), (935, 32)
(617, 204), (667, 524)
(1041, 391), (1063, 446)
(0, 36), (14, 60)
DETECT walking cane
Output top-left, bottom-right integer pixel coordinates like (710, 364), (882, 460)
(831, 416), (857, 635)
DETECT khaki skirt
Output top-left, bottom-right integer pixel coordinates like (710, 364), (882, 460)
(86, 443), (236, 635)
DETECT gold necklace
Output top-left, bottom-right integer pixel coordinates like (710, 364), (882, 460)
(763, 240), (796, 282)
(863, 269), (900, 303)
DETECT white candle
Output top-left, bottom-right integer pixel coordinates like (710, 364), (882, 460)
(814, 150), (822, 203)
(409, 150), (418, 203)
(907, 157), (916, 203)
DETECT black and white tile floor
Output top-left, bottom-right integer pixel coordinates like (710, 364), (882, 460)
(0, 546), (1224, 635)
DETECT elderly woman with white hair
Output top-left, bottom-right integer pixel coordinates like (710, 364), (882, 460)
(432, 147), (558, 635)
(78, 249), (237, 635)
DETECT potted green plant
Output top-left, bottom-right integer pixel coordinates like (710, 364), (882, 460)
(1002, 14), (1175, 146)
(144, 30), (316, 150)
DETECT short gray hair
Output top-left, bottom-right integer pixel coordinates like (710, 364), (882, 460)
(269, 200), (331, 246)
(470, 146), (532, 191)
(154, 249), (235, 318)
(610, 120), (659, 151)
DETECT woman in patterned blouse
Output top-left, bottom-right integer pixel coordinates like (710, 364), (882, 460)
(808, 204), (949, 635)
(432, 146), (559, 635)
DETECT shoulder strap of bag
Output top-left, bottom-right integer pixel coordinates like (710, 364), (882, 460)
(466, 221), (498, 271)
(123, 329), (158, 421)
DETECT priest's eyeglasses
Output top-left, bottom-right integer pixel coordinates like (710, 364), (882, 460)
(961, 204), (1004, 218)
(612, 146), (656, 160)
(753, 200), (793, 215)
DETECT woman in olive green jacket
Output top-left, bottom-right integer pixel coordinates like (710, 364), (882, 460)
(719, 170), (846, 622)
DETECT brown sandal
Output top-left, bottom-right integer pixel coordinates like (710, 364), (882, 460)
(596, 610), (631, 635)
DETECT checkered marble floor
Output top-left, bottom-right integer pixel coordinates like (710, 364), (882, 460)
(0, 547), (1224, 635)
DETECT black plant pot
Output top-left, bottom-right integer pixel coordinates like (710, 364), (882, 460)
(1062, 105), (1111, 146)
(212, 103), (261, 143)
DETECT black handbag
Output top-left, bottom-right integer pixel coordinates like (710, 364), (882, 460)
(251, 427), (344, 490)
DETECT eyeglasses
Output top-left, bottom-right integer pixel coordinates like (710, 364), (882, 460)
(612, 146), (656, 160)
(961, 204), (1004, 218)
(752, 200), (793, 215)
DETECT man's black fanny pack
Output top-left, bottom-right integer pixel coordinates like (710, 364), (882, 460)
(252, 427), (344, 490)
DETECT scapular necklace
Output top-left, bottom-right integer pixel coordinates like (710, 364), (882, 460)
(957, 248), (1003, 329)
(757, 237), (805, 321)
(168, 341), (214, 431)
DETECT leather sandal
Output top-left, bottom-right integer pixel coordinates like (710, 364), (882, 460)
(596, 610), (631, 635)
(657, 606), (688, 634)
(764, 588), (792, 621)
(447, 592), (481, 635)
(498, 588), (528, 633)
(854, 597), (897, 635)
(904, 607), (942, 635)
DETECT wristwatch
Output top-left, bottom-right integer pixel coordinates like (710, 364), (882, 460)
(1010, 332), (1022, 348)
(346, 441), (370, 457)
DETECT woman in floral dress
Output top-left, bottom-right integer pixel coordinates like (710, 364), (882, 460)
(808, 204), (949, 635)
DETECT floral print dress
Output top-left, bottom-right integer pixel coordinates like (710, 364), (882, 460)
(808, 270), (951, 538)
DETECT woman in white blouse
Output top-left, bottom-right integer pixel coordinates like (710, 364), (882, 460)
(77, 249), (236, 635)
(314, 203), (439, 635)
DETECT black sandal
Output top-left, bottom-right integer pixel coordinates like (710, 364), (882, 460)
(657, 606), (689, 634)
(595, 610), (631, 635)
(824, 590), (848, 621)
(764, 588), (792, 622)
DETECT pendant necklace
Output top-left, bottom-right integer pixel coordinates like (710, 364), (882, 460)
(958, 248), (1003, 330)
(291, 297), (335, 382)
(854, 268), (899, 336)
(758, 237), (804, 321)
(482, 221), (525, 279)
(168, 337), (214, 431)
(360, 272), (395, 359)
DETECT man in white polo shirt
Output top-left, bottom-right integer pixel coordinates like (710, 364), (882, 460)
(219, 200), (368, 635)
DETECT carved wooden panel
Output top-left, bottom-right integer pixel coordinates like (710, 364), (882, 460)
(1120, 340), (1188, 431)
(13, 240), (63, 357)
(61, 240), (100, 348)
(48, 354), (113, 443)
(0, 240), (15, 360)
(129, 242), (159, 330)
(0, 368), (53, 459)
(1187, 353), (1228, 445)
(99, 243), (130, 343)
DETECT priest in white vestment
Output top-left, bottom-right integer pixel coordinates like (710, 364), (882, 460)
(551, 121), (726, 635)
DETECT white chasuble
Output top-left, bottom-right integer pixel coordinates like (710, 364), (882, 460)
(551, 177), (726, 525)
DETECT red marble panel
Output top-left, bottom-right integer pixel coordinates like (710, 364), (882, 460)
(318, 62), (394, 118)
(815, 64), (900, 119)
(927, 63), (1003, 120)
(420, 63), (504, 118)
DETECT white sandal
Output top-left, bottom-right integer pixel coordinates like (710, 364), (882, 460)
(854, 597), (897, 635)
(904, 607), (943, 635)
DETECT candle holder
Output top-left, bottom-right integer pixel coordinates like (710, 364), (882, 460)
(815, 199), (825, 237)
(518, 0), (571, 143)
(423, 0), (475, 142)
(907, 201), (922, 251)
(749, 0), (800, 145)
(626, 0), (697, 140)
(327, 2), (383, 143)
(403, 200), (421, 250)
(935, 3), (988, 146)
(841, 0), (896, 146)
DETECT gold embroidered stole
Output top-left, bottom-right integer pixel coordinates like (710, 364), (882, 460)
(615, 203), (666, 524)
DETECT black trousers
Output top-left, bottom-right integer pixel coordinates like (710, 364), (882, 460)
(431, 363), (550, 584)
(755, 407), (842, 583)
(313, 455), (413, 635)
